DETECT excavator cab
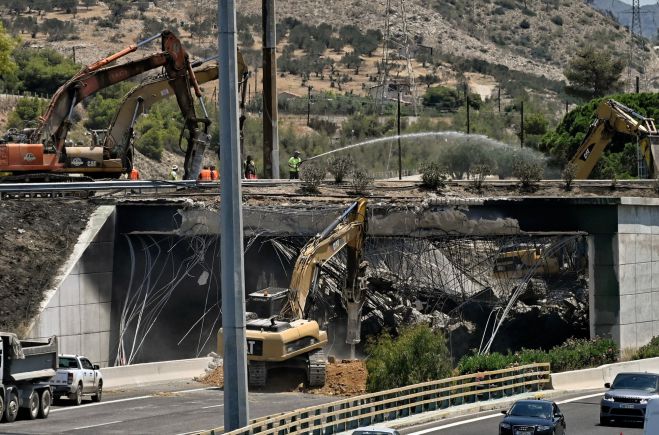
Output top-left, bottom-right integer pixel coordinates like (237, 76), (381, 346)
(245, 287), (289, 318)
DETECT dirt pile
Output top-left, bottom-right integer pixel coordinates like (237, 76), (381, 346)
(197, 359), (368, 397)
(0, 200), (96, 334)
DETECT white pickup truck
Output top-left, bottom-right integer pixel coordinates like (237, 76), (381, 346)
(50, 355), (103, 405)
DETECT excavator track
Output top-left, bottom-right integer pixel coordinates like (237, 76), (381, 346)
(247, 361), (267, 387)
(307, 349), (327, 387)
(0, 173), (95, 183)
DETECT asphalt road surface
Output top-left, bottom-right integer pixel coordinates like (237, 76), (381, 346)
(399, 391), (644, 435)
(0, 380), (335, 434)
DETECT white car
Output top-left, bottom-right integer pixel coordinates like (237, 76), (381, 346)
(50, 355), (103, 405)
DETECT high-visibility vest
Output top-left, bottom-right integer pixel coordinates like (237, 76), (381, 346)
(210, 169), (219, 180)
(199, 169), (211, 181)
(129, 168), (140, 180)
(169, 170), (178, 180)
(288, 156), (302, 173)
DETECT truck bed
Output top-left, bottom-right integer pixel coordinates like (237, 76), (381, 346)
(1, 333), (58, 382)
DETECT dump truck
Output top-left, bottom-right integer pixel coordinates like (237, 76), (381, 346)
(0, 333), (58, 422)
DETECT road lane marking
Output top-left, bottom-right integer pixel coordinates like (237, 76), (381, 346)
(407, 391), (605, 434)
(408, 413), (501, 433)
(202, 404), (225, 409)
(556, 392), (603, 404)
(73, 420), (122, 430)
(51, 387), (218, 413)
(51, 395), (152, 412)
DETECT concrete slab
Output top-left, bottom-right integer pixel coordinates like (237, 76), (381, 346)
(35, 307), (60, 338)
(618, 206), (639, 234)
(79, 273), (101, 305)
(617, 263), (636, 295)
(80, 303), (100, 334)
(59, 334), (81, 355)
(81, 332), (102, 363)
(59, 305), (81, 336)
(620, 323), (638, 349)
(616, 233), (636, 265)
(637, 234), (653, 262)
(636, 262), (652, 292)
(636, 292), (653, 323)
(79, 241), (114, 274)
(99, 302), (111, 332)
(58, 274), (80, 307)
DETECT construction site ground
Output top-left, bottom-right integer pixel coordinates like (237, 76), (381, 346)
(197, 359), (367, 396)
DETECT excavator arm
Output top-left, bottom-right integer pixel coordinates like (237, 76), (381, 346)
(29, 30), (209, 178)
(100, 53), (248, 176)
(570, 99), (659, 179)
(284, 198), (368, 343)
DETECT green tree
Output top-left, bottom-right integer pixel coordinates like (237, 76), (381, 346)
(564, 46), (624, 100)
(13, 48), (79, 95)
(0, 23), (18, 82)
(6, 97), (48, 129)
(422, 86), (461, 110)
(366, 324), (452, 392)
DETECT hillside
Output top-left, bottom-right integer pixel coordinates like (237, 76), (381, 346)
(2, 0), (657, 101)
(592, 0), (659, 39)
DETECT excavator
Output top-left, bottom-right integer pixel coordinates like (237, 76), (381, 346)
(95, 53), (249, 178)
(570, 98), (659, 179)
(0, 30), (210, 181)
(218, 198), (368, 387)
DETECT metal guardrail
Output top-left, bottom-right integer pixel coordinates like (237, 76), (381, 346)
(202, 363), (550, 435)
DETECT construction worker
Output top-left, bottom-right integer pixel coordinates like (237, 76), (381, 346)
(198, 165), (212, 181)
(169, 165), (179, 181)
(288, 150), (302, 179)
(129, 167), (140, 180)
(244, 155), (257, 179)
(210, 165), (219, 181)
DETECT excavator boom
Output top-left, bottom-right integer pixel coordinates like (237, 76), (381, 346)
(0, 30), (207, 180)
(570, 99), (659, 179)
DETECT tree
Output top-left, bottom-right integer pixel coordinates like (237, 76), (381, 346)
(0, 23), (17, 81)
(422, 86), (461, 110)
(6, 98), (47, 129)
(365, 325), (452, 392)
(564, 47), (624, 100)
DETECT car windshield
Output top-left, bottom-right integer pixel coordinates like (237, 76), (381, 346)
(58, 357), (78, 369)
(508, 402), (552, 419)
(611, 374), (659, 392)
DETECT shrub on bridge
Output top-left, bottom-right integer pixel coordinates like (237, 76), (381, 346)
(457, 337), (618, 375)
(365, 324), (452, 392)
(632, 336), (659, 360)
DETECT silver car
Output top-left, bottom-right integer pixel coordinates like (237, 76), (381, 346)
(600, 372), (659, 425)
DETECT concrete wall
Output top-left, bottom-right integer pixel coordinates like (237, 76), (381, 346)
(27, 206), (116, 367)
(590, 198), (659, 350)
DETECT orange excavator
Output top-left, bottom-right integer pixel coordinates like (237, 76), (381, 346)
(0, 30), (209, 181)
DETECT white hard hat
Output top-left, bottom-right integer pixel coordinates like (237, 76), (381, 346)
(172, 165), (178, 170)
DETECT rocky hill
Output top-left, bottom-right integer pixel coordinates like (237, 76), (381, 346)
(3, 0), (658, 101)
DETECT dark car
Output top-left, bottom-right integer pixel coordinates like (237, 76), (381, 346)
(499, 399), (566, 435)
(600, 372), (659, 425)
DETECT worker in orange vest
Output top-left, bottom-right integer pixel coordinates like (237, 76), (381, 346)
(210, 165), (219, 180)
(198, 166), (212, 181)
(129, 168), (140, 180)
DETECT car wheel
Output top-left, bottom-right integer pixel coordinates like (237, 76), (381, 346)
(38, 389), (51, 418)
(4, 391), (18, 423)
(73, 384), (83, 406)
(24, 390), (39, 420)
(91, 382), (102, 403)
(599, 416), (610, 426)
(0, 392), (4, 422)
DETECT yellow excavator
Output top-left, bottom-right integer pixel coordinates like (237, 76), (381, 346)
(570, 99), (659, 179)
(218, 198), (368, 387)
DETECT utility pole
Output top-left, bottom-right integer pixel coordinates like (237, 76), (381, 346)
(397, 90), (402, 180)
(465, 82), (470, 135)
(262, 0), (279, 178)
(636, 76), (640, 93)
(565, 101), (568, 114)
(307, 85), (312, 126)
(497, 86), (501, 113)
(218, 0), (249, 429)
(520, 101), (524, 148)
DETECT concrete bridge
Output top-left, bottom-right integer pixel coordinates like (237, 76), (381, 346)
(25, 195), (659, 364)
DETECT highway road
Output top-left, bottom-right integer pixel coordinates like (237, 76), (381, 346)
(0, 380), (335, 434)
(400, 390), (643, 435)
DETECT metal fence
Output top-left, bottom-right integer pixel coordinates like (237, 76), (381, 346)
(202, 362), (550, 435)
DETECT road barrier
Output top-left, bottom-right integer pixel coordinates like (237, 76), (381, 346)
(202, 362), (550, 435)
(550, 356), (659, 390)
(103, 357), (213, 389)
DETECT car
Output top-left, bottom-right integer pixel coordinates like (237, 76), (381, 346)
(499, 399), (566, 435)
(600, 371), (659, 425)
(50, 354), (103, 405)
(351, 427), (400, 435)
